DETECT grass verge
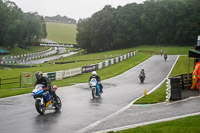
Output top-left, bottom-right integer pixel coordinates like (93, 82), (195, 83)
(114, 114), (200, 133)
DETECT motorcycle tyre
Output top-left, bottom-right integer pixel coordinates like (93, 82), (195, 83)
(35, 99), (45, 115)
(54, 96), (62, 111)
(140, 77), (144, 83)
(92, 88), (97, 99)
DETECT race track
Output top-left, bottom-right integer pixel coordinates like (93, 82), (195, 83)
(0, 55), (178, 133)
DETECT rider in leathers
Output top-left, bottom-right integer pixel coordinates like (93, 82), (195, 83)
(89, 71), (103, 93)
(35, 71), (56, 98)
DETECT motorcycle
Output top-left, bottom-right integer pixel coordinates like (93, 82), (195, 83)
(139, 72), (145, 83)
(89, 78), (102, 99)
(31, 84), (62, 114)
(164, 54), (167, 61)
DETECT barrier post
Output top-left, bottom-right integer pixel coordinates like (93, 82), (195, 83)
(20, 75), (21, 88)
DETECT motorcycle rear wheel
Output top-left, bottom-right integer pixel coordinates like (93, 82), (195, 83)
(140, 77), (144, 83)
(54, 96), (62, 111)
(35, 99), (45, 114)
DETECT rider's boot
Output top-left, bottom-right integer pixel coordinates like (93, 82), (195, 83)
(100, 85), (103, 93)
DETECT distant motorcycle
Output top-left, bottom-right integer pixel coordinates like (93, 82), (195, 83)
(164, 54), (167, 61)
(89, 78), (102, 98)
(139, 70), (146, 83)
(32, 84), (62, 114)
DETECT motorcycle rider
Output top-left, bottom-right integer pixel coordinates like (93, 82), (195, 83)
(139, 68), (146, 78)
(164, 54), (167, 61)
(35, 71), (56, 98)
(89, 71), (103, 93)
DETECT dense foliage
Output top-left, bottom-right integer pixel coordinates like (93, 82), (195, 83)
(76, 0), (200, 53)
(0, 0), (47, 50)
(45, 15), (76, 24)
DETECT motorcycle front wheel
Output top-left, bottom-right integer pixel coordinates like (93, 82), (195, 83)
(35, 99), (45, 114)
(54, 96), (62, 111)
(92, 88), (97, 99)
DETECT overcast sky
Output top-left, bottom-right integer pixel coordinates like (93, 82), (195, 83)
(11, 0), (146, 20)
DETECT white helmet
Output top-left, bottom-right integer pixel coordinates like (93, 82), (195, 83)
(92, 71), (97, 76)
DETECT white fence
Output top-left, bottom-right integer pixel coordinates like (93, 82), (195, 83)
(31, 51), (136, 81)
(0, 47), (55, 64)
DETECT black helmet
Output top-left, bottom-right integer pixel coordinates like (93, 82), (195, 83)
(35, 71), (43, 80)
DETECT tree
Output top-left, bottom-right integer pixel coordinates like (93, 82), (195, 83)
(76, 0), (200, 52)
(0, 0), (47, 49)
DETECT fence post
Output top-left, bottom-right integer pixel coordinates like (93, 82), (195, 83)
(20, 75), (21, 88)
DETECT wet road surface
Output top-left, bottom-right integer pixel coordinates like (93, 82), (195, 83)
(0, 55), (178, 133)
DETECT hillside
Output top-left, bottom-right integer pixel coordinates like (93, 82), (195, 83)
(46, 22), (77, 44)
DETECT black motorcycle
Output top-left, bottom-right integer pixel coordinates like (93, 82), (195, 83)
(164, 54), (167, 61)
(139, 71), (145, 83)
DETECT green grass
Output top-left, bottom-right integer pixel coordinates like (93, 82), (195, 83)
(135, 45), (193, 55)
(134, 56), (194, 104)
(134, 81), (167, 104)
(0, 46), (49, 57)
(46, 22), (77, 44)
(51, 48), (136, 63)
(115, 114), (200, 133)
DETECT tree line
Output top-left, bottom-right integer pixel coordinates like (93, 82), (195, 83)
(76, 0), (200, 53)
(45, 15), (76, 24)
(0, 0), (47, 50)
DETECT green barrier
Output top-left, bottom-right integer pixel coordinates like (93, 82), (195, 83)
(108, 60), (111, 66)
(102, 62), (106, 68)
(47, 72), (56, 81)
(95, 64), (99, 70)
(118, 57), (121, 62)
(114, 58), (116, 64)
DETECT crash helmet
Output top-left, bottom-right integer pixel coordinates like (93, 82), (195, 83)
(35, 71), (43, 80)
(92, 71), (97, 76)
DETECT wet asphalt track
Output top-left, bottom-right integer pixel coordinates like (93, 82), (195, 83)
(0, 55), (178, 133)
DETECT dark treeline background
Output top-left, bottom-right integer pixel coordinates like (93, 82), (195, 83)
(45, 15), (76, 24)
(76, 0), (200, 53)
(0, 0), (47, 50)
